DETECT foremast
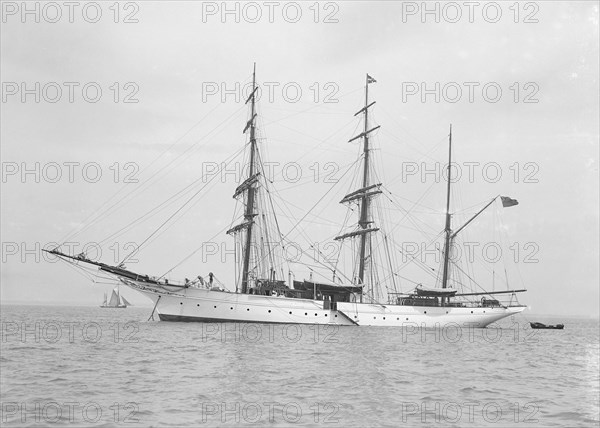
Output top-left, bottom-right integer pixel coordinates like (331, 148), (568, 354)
(336, 74), (381, 301)
(241, 63), (258, 294)
(227, 64), (283, 295)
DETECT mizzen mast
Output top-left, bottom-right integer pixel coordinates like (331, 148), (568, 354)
(441, 125), (453, 302)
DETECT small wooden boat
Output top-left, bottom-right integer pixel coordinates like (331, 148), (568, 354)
(530, 322), (564, 330)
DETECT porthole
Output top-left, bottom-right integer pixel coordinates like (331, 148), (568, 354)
(315, 313), (318, 316)
(197, 304), (200, 307)
(213, 305), (217, 309)
(374, 316), (376, 319)
(397, 317), (399, 320)
(406, 318), (408, 321)
(305, 313), (307, 316)
(268, 310), (271, 313)
(230, 307), (233, 310)
(247, 308), (250, 311)
(471, 311), (473, 314)
(325, 314), (327, 317)
(180, 302), (183, 305)
(446, 311), (448, 314)
(289, 311), (292, 314)
(335, 315), (338, 318)
(383, 317), (386, 320)
(424, 311), (427, 314)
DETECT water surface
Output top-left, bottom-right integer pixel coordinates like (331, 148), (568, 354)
(1, 305), (598, 427)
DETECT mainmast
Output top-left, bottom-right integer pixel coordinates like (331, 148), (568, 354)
(357, 74), (372, 286)
(441, 125), (452, 298)
(336, 74), (381, 299)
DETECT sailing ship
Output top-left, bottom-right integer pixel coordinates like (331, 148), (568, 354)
(46, 65), (526, 327)
(100, 285), (131, 308)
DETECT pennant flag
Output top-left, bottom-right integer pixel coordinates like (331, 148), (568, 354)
(367, 74), (377, 84)
(501, 196), (519, 207)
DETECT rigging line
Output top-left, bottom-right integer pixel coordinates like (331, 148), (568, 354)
(267, 195), (346, 276)
(60, 104), (247, 246)
(261, 86), (363, 127)
(261, 92), (357, 114)
(383, 189), (440, 214)
(452, 261), (491, 295)
(140, 144), (253, 251)
(385, 133), (451, 188)
(256, 150), (290, 275)
(59, 257), (106, 284)
(264, 120), (359, 186)
(265, 99), (356, 144)
(65, 261), (117, 282)
(56, 104), (223, 246)
(332, 204), (355, 273)
(158, 222), (232, 279)
(120, 154), (244, 264)
(496, 206), (526, 290)
(118, 146), (246, 264)
(159, 107), (275, 280)
(286, 263), (337, 285)
(264, 155), (358, 239)
(378, 107), (446, 161)
(242, 221), (353, 285)
(91, 105), (244, 237)
(390, 232), (444, 280)
(452, 237), (511, 290)
(272, 210), (341, 228)
(306, 241), (352, 283)
(378, 128), (445, 164)
(385, 187), (440, 236)
(393, 227), (444, 266)
(268, 121), (356, 155)
(96, 145), (245, 247)
(275, 179), (336, 192)
(381, 182), (440, 237)
(261, 105), (351, 115)
(453, 197), (500, 216)
(268, 158), (358, 227)
(256, 149), (283, 239)
(394, 273), (426, 287)
(266, 225), (353, 284)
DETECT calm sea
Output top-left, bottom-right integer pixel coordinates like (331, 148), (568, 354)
(0, 305), (598, 427)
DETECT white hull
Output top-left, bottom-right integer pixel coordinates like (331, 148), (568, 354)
(123, 280), (525, 328)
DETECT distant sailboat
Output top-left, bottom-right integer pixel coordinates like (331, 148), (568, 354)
(100, 286), (130, 308)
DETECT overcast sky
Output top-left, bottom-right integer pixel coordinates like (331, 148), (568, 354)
(1, 1), (598, 317)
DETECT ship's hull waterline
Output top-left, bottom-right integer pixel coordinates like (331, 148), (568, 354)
(123, 280), (525, 328)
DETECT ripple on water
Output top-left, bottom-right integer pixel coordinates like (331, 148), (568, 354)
(1, 307), (598, 427)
